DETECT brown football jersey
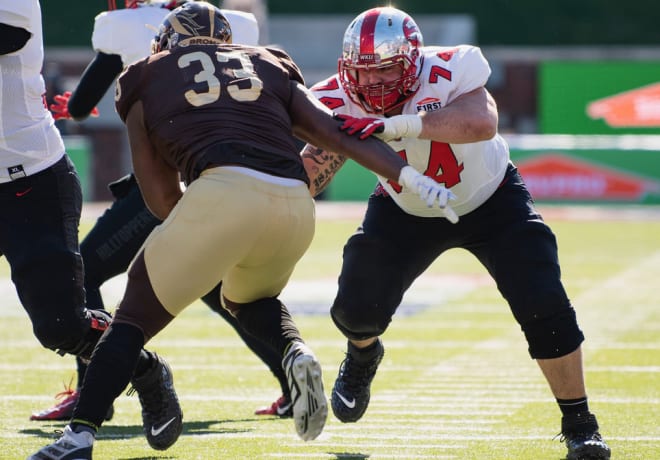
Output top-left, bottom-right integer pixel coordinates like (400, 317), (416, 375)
(115, 44), (308, 184)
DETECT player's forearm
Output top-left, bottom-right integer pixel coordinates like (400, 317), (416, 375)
(68, 52), (123, 120)
(301, 144), (347, 197)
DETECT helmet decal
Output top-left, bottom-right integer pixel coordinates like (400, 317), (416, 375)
(152, 2), (232, 53)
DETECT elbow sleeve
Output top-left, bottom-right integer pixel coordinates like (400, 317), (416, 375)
(68, 52), (124, 120)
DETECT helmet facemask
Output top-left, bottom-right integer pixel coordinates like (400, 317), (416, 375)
(339, 7), (423, 115)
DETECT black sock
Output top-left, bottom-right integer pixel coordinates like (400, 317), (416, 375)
(70, 421), (97, 436)
(348, 338), (382, 362)
(557, 396), (589, 416)
(133, 349), (155, 378)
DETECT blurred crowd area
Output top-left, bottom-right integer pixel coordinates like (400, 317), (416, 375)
(41, 1), (660, 201)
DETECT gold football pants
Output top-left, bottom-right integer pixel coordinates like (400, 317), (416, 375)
(141, 166), (315, 316)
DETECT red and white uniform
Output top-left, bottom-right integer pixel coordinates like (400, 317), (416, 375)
(0, 0), (66, 182)
(92, 4), (259, 66)
(312, 45), (510, 217)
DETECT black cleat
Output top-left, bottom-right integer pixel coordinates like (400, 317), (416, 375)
(561, 412), (611, 460)
(128, 354), (183, 450)
(331, 338), (384, 423)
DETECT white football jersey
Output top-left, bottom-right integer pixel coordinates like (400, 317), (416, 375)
(92, 6), (259, 67)
(0, 0), (66, 183)
(312, 45), (510, 218)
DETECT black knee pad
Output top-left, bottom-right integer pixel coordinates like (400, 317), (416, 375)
(522, 307), (585, 359)
(331, 290), (396, 341)
(32, 309), (85, 355)
(50, 309), (112, 361)
(330, 233), (404, 341)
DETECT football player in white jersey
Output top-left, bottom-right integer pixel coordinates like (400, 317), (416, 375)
(0, 0), (180, 438)
(0, 0), (118, 389)
(5, 2), (187, 447)
(302, 7), (610, 460)
(33, 0), (295, 423)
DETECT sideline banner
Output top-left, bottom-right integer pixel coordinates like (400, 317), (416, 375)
(508, 135), (660, 204)
(326, 135), (660, 204)
(540, 61), (660, 134)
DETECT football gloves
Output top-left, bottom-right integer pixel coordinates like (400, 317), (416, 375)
(50, 91), (99, 121)
(335, 113), (458, 223)
(398, 166), (459, 223)
(336, 113), (423, 142)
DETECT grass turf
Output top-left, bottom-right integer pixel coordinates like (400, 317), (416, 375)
(1, 203), (659, 459)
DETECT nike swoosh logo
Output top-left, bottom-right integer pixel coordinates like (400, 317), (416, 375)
(276, 400), (293, 415)
(15, 187), (33, 197)
(335, 391), (356, 408)
(151, 416), (177, 436)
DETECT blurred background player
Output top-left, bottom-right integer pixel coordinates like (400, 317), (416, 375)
(302, 7), (610, 460)
(31, 0), (294, 423)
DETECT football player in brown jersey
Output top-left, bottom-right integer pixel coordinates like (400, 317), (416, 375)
(28, 2), (455, 458)
(33, 0), (292, 424)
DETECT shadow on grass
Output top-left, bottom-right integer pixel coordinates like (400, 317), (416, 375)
(22, 416), (294, 459)
(328, 453), (370, 459)
(21, 416), (283, 441)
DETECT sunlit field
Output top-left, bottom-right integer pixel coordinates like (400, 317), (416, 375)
(1, 202), (659, 459)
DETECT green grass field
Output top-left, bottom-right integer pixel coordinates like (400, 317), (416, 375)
(1, 203), (659, 459)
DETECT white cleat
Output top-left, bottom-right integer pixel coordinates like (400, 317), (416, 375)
(282, 341), (328, 441)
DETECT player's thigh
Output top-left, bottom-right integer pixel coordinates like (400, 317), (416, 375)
(223, 188), (315, 303)
(143, 170), (314, 313)
(487, 219), (569, 323)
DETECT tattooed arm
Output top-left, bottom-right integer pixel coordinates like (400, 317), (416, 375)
(301, 144), (347, 197)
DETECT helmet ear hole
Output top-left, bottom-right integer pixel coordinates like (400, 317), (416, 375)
(339, 7), (423, 114)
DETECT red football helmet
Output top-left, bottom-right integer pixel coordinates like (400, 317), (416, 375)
(339, 7), (424, 114)
(151, 2), (232, 53)
(108, 1), (188, 10)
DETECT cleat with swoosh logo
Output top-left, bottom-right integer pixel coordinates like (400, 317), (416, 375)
(128, 353), (182, 450)
(254, 394), (293, 417)
(331, 338), (384, 423)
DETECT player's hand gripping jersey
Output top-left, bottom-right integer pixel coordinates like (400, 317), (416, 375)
(312, 45), (510, 218)
(92, 4), (259, 66)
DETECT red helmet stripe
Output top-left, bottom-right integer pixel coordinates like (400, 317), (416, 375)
(359, 8), (379, 55)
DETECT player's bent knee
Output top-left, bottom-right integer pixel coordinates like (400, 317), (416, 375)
(522, 307), (585, 359)
(331, 296), (390, 341)
(33, 308), (112, 361)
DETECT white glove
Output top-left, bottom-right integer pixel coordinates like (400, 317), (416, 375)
(336, 113), (423, 142)
(398, 166), (459, 223)
(375, 114), (423, 142)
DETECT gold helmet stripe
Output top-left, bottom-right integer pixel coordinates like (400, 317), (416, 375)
(167, 15), (191, 36)
(208, 7), (215, 37)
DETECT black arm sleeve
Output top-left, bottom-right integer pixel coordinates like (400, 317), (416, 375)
(68, 52), (124, 121)
(0, 23), (31, 55)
